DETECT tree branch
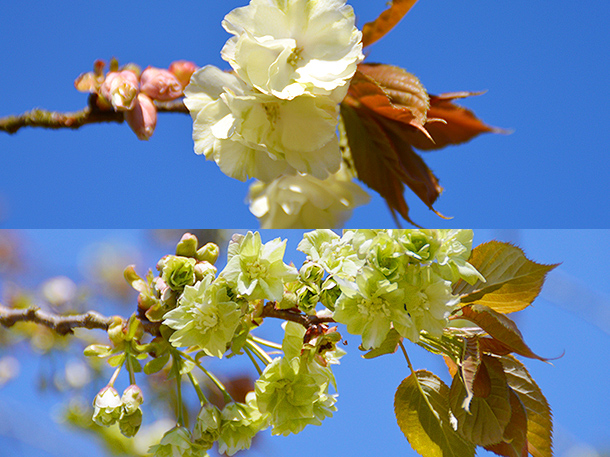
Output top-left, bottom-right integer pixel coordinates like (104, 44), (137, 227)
(0, 303), (114, 336)
(260, 302), (336, 328)
(0, 96), (188, 134)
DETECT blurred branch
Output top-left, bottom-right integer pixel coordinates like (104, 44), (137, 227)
(0, 303), (113, 336)
(0, 96), (187, 135)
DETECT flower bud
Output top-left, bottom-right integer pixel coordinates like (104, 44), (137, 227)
(175, 233), (199, 258)
(194, 261), (217, 282)
(74, 71), (102, 93)
(92, 386), (122, 426)
(299, 262), (325, 284)
(140, 66), (183, 101)
(149, 426), (199, 457)
(169, 60), (198, 88)
(99, 70), (139, 111)
(196, 242), (219, 264)
(159, 255), (197, 291)
(107, 317), (125, 347)
(119, 407), (142, 437)
(121, 384), (144, 415)
(125, 93), (157, 141)
(193, 403), (222, 450)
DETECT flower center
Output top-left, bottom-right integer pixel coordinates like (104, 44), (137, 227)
(247, 260), (268, 279)
(287, 46), (303, 68)
(358, 297), (390, 318)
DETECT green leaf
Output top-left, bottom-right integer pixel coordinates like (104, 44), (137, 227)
(143, 352), (170, 375)
(108, 353), (126, 368)
(449, 355), (512, 446)
(499, 355), (553, 457)
(459, 304), (548, 361)
(83, 344), (112, 358)
(453, 241), (558, 313)
(362, 328), (402, 359)
(484, 387), (529, 457)
(394, 370), (475, 457)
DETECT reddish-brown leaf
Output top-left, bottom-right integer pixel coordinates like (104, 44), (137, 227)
(362, 0), (420, 47)
(342, 70), (444, 223)
(499, 356), (553, 457)
(485, 388), (529, 457)
(458, 304), (549, 361)
(357, 63), (429, 126)
(408, 92), (507, 150)
(460, 337), (482, 411)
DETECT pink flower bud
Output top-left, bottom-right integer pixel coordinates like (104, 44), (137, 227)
(125, 93), (157, 140)
(169, 60), (198, 88)
(140, 67), (183, 101)
(99, 70), (139, 111)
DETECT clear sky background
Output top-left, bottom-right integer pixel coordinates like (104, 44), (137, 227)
(1, 229), (609, 457)
(1, 1), (609, 228)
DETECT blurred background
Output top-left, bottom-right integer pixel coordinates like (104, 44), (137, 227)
(1, 0), (609, 227)
(0, 229), (609, 457)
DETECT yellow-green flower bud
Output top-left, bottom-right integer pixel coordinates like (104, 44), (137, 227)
(159, 255), (197, 291)
(175, 233), (199, 258)
(197, 242), (220, 264)
(92, 386), (122, 426)
(119, 407), (142, 437)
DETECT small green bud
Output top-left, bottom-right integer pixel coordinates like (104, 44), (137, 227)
(299, 262), (325, 284)
(197, 242), (220, 264)
(194, 261), (217, 282)
(193, 403), (222, 450)
(319, 277), (340, 311)
(159, 255), (196, 291)
(119, 407), (142, 437)
(107, 317), (125, 348)
(175, 233), (199, 258)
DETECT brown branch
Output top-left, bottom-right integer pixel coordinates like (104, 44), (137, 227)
(0, 95), (188, 135)
(0, 303), (114, 336)
(260, 302), (336, 328)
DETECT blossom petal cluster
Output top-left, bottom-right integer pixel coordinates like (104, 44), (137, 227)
(219, 231), (298, 302)
(248, 162), (370, 228)
(184, 0), (364, 191)
(163, 277), (242, 357)
(298, 230), (486, 348)
(254, 322), (338, 435)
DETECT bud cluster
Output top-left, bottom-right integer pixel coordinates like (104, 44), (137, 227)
(74, 58), (198, 140)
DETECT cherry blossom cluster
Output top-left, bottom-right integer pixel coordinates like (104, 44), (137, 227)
(184, 0), (369, 227)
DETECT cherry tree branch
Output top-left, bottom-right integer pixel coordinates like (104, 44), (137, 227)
(0, 96), (188, 135)
(260, 302), (336, 328)
(0, 303), (114, 336)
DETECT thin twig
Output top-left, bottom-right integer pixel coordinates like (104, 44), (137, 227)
(0, 303), (114, 336)
(260, 302), (336, 328)
(0, 96), (188, 134)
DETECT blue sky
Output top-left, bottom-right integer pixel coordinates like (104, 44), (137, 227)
(1, 1), (609, 227)
(1, 229), (609, 456)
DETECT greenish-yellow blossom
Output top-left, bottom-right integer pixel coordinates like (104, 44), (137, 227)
(220, 232), (297, 302)
(163, 277), (241, 358)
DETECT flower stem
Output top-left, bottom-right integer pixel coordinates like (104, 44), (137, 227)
(187, 371), (207, 406)
(245, 339), (273, 366)
(108, 365), (122, 387)
(172, 353), (185, 427)
(248, 334), (282, 350)
(243, 345), (263, 376)
(398, 340), (436, 415)
(181, 352), (233, 404)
